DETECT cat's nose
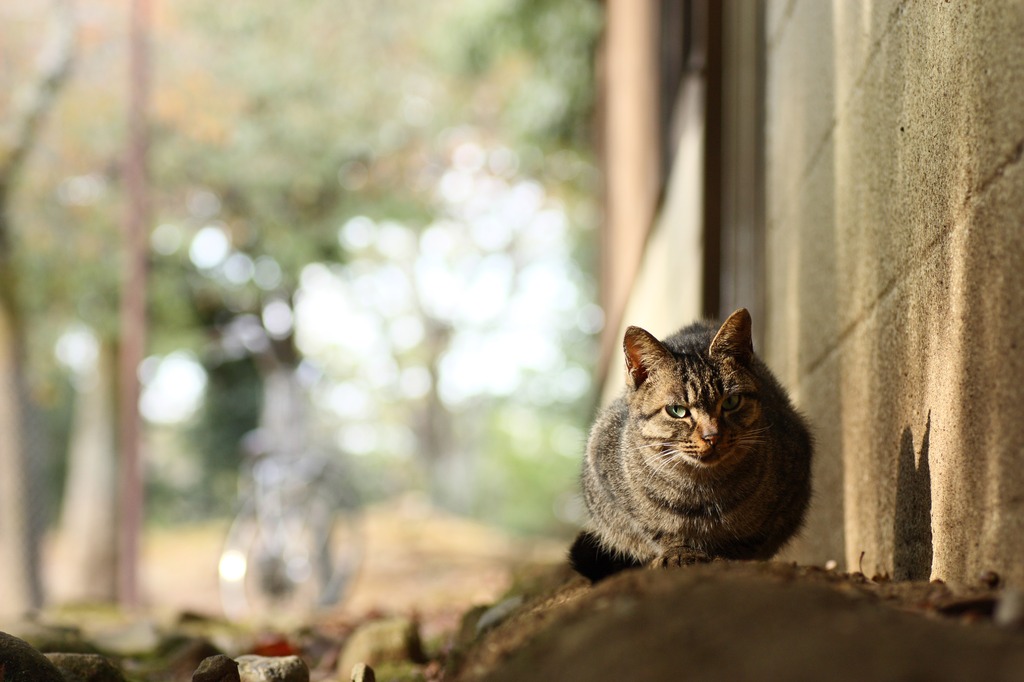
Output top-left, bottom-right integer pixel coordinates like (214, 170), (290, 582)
(702, 431), (719, 446)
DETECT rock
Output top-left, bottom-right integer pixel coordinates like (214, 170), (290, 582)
(994, 589), (1024, 628)
(0, 630), (65, 681)
(454, 605), (490, 648)
(350, 662), (376, 682)
(475, 596), (524, 635)
(370, 662), (427, 681)
(235, 654), (309, 682)
(87, 620), (161, 656)
(979, 570), (1002, 589)
(337, 617), (425, 675)
(5, 621), (100, 654)
(161, 636), (223, 679)
(192, 654), (241, 682)
(44, 653), (125, 681)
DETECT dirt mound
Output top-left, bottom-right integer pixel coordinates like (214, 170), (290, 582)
(453, 561), (1024, 681)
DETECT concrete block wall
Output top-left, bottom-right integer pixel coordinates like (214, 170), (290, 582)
(764, 1), (1024, 584)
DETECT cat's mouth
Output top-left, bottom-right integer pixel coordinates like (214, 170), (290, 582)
(681, 445), (729, 468)
(658, 444), (732, 469)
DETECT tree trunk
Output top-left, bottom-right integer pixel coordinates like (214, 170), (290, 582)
(58, 341), (119, 603)
(0, 301), (43, 616)
(417, 320), (473, 513)
(0, 0), (76, 617)
(118, 0), (152, 609)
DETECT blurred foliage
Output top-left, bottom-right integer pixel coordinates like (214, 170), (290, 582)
(473, 405), (587, 535)
(184, 356), (262, 517)
(6, 0), (603, 535)
(442, 0), (602, 149)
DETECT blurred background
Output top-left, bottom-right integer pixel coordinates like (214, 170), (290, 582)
(0, 0), (604, 621)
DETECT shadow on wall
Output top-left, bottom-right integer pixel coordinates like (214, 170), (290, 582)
(893, 411), (932, 581)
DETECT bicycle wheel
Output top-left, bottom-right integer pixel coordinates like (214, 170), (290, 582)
(218, 492), (362, 621)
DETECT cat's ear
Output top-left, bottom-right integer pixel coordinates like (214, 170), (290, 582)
(709, 308), (753, 363)
(623, 326), (671, 389)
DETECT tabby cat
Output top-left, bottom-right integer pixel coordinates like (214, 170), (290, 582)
(570, 309), (812, 582)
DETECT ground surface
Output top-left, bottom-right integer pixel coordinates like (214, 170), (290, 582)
(44, 495), (565, 640)
(32, 500), (1024, 680)
(451, 561), (1024, 681)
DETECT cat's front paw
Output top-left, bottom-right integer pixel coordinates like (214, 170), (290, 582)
(650, 548), (711, 568)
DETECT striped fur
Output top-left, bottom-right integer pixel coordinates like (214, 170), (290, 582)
(570, 309), (813, 581)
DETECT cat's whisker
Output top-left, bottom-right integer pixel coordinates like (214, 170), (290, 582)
(647, 449), (684, 478)
(634, 441), (678, 449)
(650, 448), (679, 464)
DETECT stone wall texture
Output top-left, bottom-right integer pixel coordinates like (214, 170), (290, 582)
(764, 1), (1024, 584)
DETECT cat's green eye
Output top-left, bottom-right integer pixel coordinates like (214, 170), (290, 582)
(722, 394), (742, 411)
(665, 404), (690, 419)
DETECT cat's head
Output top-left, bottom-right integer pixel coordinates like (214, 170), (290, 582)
(621, 309), (764, 469)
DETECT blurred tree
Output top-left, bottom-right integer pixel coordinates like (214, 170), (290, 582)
(185, 354), (262, 517)
(316, 150), (598, 517)
(58, 339), (118, 601)
(8, 0), (603, 547)
(6, 1), (136, 606)
(144, 0), (602, 528)
(0, 0), (75, 615)
(147, 0), (464, 512)
(443, 0), (601, 151)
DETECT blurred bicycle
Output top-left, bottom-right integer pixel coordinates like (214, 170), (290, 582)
(215, 330), (363, 620)
(218, 427), (362, 621)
